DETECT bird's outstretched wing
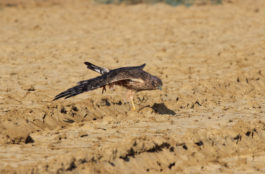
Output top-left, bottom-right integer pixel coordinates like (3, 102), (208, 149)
(84, 62), (145, 74)
(53, 76), (135, 101)
(84, 62), (109, 74)
(53, 76), (107, 100)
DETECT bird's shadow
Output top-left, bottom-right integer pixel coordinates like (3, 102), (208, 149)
(139, 103), (176, 116)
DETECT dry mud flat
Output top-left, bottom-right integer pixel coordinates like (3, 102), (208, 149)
(0, 0), (265, 173)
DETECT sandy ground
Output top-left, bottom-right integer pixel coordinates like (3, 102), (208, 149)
(0, 0), (265, 173)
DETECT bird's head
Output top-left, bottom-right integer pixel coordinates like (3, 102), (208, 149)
(152, 76), (163, 90)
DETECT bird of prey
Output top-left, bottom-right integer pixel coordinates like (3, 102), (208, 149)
(53, 62), (162, 110)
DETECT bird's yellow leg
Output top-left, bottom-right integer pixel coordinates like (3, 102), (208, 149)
(128, 90), (136, 111)
(130, 96), (136, 111)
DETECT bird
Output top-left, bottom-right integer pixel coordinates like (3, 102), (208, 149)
(53, 62), (162, 110)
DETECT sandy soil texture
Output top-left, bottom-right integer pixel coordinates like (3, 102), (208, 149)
(0, 0), (265, 173)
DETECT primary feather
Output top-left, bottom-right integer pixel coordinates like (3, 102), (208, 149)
(53, 76), (106, 100)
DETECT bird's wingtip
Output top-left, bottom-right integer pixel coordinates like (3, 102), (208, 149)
(140, 63), (146, 69)
(52, 96), (59, 101)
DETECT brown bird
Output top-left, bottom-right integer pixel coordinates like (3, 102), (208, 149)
(53, 62), (162, 110)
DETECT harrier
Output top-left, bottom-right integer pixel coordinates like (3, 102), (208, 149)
(53, 62), (162, 110)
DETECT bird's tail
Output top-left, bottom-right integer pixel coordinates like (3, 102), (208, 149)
(84, 62), (109, 74)
(53, 76), (107, 100)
